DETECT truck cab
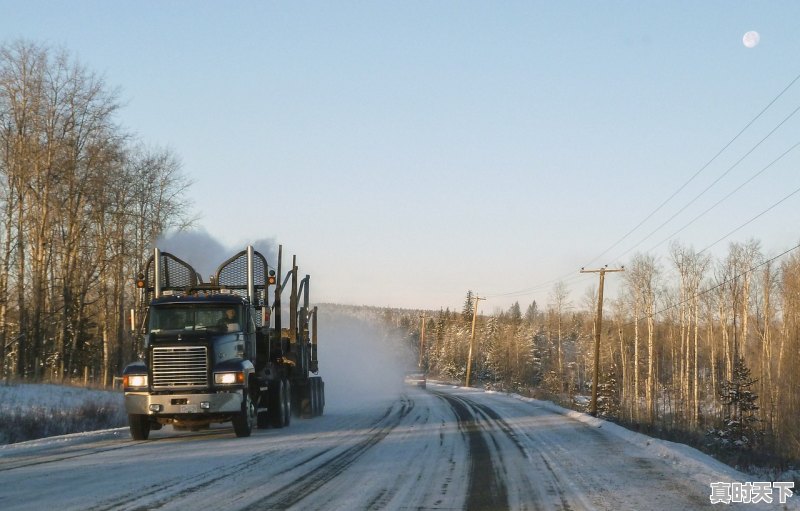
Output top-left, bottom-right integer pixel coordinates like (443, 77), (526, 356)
(123, 294), (258, 439)
(146, 295), (257, 363)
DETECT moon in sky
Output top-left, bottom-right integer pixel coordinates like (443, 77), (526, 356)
(743, 31), (760, 48)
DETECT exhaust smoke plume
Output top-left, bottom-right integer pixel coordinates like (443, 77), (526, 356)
(155, 229), (277, 280)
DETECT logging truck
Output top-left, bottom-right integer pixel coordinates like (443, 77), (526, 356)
(122, 245), (324, 439)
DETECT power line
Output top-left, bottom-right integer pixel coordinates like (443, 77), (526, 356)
(645, 139), (800, 253)
(585, 70), (800, 268)
(485, 271), (588, 299)
(697, 184), (800, 255)
(611, 102), (800, 261)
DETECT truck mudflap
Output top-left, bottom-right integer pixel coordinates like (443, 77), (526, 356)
(125, 390), (243, 416)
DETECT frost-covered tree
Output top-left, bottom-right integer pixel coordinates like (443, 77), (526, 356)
(597, 369), (620, 419)
(708, 357), (761, 452)
(462, 290), (474, 324)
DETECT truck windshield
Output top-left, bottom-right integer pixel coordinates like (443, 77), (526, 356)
(149, 305), (242, 333)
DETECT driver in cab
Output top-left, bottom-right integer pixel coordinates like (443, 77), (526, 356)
(219, 308), (240, 332)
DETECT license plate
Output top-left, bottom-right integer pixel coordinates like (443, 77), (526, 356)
(180, 404), (199, 413)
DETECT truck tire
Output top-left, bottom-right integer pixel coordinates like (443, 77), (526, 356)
(270, 380), (288, 428)
(318, 378), (325, 415)
(300, 380), (315, 418)
(129, 414), (151, 440)
(308, 379), (317, 417)
(232, 392), (255, 437)
(282, 379), (292, 426)
(317, 378), (324, 416)
(311, 378), (321, 417)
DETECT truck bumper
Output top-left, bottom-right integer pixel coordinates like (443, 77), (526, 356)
(125, 390), (243, 416)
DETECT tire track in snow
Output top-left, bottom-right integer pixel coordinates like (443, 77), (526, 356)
(432, 391), (509, 511)
(0, 439), (149, 472)
(79, 400), (413, 511)
(86, 447), (288, 511)
(85, 422), (359, 511)
(471, 401), (578, 510)
(241, 396), (414, 510)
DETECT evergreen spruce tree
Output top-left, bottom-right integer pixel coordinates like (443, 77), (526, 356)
(462, 290), (474, 324)
(596, 369), (620, 419)
(709, 357), (761, 452)
(524, 300), (539, 326)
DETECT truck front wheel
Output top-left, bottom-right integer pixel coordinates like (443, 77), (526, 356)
(233, 392), (255, 437)
(129, 414), (151, 440)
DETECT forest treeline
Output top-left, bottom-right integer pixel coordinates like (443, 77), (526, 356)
(380, 240), (800, 465)
(0, 41), (192, 385)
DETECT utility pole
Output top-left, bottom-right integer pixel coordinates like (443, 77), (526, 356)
(580, 266), (624, 417)
(419, 313), (426, 369)
(464, 295), (485, 388)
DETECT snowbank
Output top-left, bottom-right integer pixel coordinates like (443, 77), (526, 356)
(0, 382), (127, 445)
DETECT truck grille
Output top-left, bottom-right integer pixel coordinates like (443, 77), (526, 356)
(151, 346), (208, 389)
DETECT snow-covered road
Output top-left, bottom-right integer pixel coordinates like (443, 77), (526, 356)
(0, 384), (795, 510)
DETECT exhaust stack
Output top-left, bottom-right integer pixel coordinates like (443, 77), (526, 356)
(247, 245), (256, 305)
(153, 248), (162, 299)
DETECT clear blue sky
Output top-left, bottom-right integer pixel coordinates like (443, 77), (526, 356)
(3, 1), (800, 312)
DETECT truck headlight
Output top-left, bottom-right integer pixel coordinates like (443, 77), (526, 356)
(124, 374), (148, 388)
(214, 372), (244, 385)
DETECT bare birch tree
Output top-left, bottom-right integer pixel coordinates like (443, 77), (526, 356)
(0, 40), (192, 383)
